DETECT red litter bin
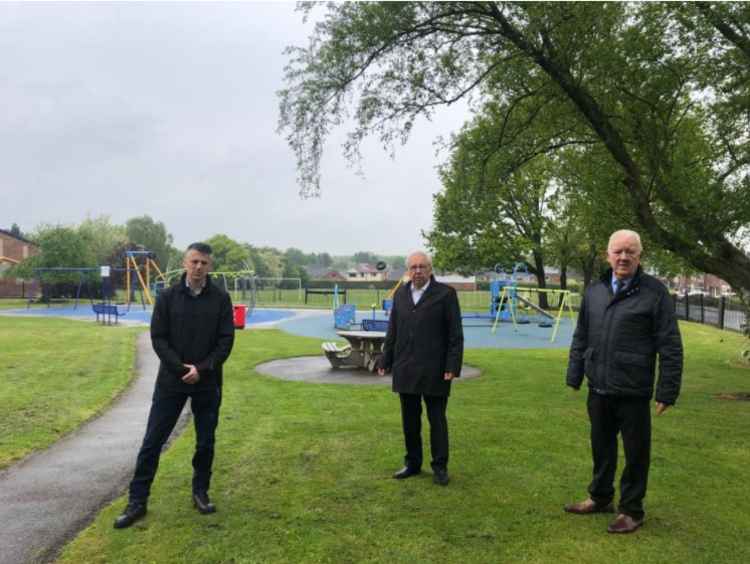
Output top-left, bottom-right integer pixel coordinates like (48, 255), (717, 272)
(233, 304), (248, 329)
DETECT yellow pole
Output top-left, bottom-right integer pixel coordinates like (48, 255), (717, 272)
(125, 255), (130, 305)
(149, 258), (166, 281)
(550, 290), (568, 343)
(132, 260), (154, 306)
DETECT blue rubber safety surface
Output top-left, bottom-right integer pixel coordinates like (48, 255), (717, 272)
(3, 305), (295, 325)
(3, 306), (574, 349)
(275, 310), (575, 349)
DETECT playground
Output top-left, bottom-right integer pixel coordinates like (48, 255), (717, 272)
(1, 302), (575, 349)
(1, 253), (746, 564)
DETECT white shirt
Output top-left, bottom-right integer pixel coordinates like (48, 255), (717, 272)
(411, 279), (430, 305)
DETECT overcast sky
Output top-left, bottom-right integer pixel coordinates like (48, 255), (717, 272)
(2, 2), (469, 255)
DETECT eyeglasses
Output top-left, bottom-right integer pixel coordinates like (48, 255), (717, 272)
(409, 264), (430, 271)
(608, 249), (640, 258)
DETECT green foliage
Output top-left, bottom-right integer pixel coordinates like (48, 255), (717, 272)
(205, 234), (252, 273)
(125, 215), (174, 269)
(353, 251), (379, 264)
(8, 223), (24, 238)
(78, 216), (128, 266)
(9, 224), (97, 283)
(279, 1), (750, 294)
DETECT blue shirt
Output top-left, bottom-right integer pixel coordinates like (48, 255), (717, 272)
(611, 275), (631, 294)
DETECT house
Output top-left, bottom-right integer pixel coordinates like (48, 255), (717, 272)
(347, 263), (387, 282)
(0, 228), (39, 298)
(304, 265), (347, 281)
(670, 273), (733, 297)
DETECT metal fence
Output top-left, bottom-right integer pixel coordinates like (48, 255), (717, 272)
(673, 293), (747, 333)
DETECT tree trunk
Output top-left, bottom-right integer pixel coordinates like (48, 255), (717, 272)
(531, 250), (550, 309)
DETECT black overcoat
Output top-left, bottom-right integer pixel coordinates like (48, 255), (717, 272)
(151, 273), (235, 392)
(381, 276), (464, 396)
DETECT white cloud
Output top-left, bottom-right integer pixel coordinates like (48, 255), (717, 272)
(1, 2), (468, 255)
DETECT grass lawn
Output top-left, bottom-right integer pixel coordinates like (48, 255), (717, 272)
(58, 323), (749, 563)
(0, 317), (139, 469)
(0, 298), (33, 309)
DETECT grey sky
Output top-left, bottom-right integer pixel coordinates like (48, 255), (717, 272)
(2, 2), (468, 255)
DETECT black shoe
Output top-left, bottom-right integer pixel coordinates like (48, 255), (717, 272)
(113, 502), (147, 529)
(193, 491), (216, 514)
(433, 468), (450, 486)
(393, 466), (421, 479)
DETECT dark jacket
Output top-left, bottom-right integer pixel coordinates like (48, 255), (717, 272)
(151, 273), (235, 391)
(381, 276), (464, 396)
(567, 267), (682, 404)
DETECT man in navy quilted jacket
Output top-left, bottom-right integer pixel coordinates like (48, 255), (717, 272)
(565, 229), (683, 534)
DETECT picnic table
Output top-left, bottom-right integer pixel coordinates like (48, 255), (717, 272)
(322, 329), (387, 372)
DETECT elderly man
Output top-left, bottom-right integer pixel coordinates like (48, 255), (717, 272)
(114, 242), (235, 528)
(565, 229), (683, 534)
(378, 251), (464, 486)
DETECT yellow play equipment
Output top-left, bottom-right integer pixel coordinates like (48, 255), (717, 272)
(491, 286), (576, 343)
(124, 250), (166, 306)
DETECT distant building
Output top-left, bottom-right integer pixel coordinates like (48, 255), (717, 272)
(0, 228), (39, 298)
(304, 265), (347, 281)
(347, 263), (387, 282)
(669, 273), (733, 297)
(434, 273), (477, 291)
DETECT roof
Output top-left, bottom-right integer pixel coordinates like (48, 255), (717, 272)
(0, 228), (35, 245)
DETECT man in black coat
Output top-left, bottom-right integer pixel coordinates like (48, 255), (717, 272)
(115, 242), (235, 528)
(565, 230), (683, 534)
(378, 251), (464, 486)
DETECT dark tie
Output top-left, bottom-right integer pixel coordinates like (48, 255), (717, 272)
(614, 280), (624, 295)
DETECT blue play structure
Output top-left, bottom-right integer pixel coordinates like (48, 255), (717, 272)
(462, 263), (531, 326)
(334, 303), (357, 330)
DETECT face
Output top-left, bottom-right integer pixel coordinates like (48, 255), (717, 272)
(407, 253), (432, 289)
(183, 249), (212, 286)
(607, 233), (641, 280)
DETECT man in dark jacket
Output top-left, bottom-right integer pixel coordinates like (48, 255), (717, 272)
(565, 230), (682, 534)
(115, 242), (235, 528)
(378, 251), (464, 486)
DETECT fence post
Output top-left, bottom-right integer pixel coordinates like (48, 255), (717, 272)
(699, 293), (705, 324)
(719, 296), (726, 330)
(684, 291), (690, 320)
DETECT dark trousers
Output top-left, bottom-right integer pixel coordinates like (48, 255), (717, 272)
(399, 393), (449, 471)
(129, 384), (222, 503)
(587, 391), (651, 520)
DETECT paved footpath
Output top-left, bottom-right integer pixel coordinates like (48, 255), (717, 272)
(0, 332), (189, 564)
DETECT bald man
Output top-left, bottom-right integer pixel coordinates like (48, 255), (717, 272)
(565, 230), (683, 533)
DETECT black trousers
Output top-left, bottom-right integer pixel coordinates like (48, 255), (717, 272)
(129, 384), (222, 503)
(587, 391), (651, 520)
(399, 393), (449, 471)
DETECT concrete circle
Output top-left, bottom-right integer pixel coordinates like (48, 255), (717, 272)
(255, 356), (480, 385)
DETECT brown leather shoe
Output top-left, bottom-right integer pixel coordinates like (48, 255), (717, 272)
(607, 513), (643, 534)
(564, 498), (615, 514)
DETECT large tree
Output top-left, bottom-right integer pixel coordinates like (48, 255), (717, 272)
(9, 225), (96, 287)
(206, 234), (253, 272)
(78, 216), (128, 267)
(279, 2), (750, 298)
(125, 215), (174, 269)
